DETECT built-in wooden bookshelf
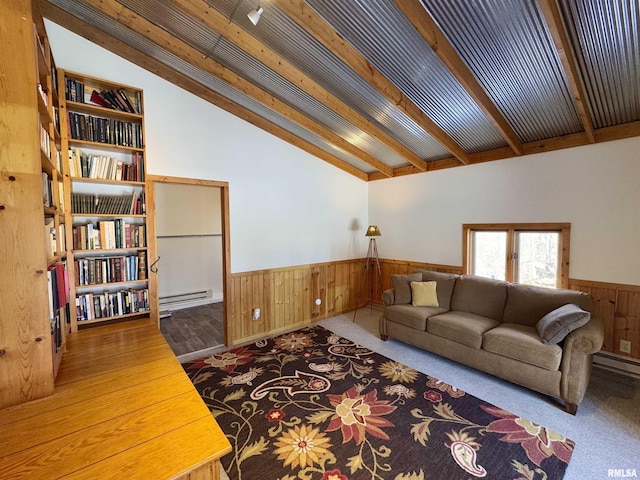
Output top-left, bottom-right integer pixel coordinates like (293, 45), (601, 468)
(0, 0), (69, 408)
(58, 69), (153, 332)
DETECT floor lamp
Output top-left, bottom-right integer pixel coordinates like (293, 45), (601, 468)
(354, 225), (383, 321)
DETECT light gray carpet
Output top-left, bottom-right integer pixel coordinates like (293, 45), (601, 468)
(320, 308), (640, 480)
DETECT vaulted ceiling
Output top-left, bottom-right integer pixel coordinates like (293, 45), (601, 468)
(40, 0), (640, 181)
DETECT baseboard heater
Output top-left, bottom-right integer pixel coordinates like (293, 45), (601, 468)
(159, 290), (210, 307)
(594, 351), (640, 379)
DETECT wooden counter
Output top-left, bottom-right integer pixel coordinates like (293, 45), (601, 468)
(0, 318), (231, 479)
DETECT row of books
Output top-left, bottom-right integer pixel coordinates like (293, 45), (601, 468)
(38, 83), (48, 107)
(47, 262), (69, 352)
(71, 192), (145, 215)
(40, 121), (51, 157)
(75, 252), (147, 286)
(65, 78), (85, 103)
(42, 172), (54, 208)
(89, 88), (140, 114)
(47, 261), (69, 315)
(73, 221), (146, 250)
(67, 112), (143, 148)
(50, 305), (68, 354)
(42, 173), (64, 209)
(76, 288), (149, 322)
(65, 77), (141, 114)
(45, 219), (66, 258)
(69, 147), (144, 181)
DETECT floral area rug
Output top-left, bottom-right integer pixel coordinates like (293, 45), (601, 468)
(183, 325), (574, 480)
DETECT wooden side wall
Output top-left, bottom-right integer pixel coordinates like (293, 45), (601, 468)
(568, 279), (640, 358)
(228, 259), (365, 345)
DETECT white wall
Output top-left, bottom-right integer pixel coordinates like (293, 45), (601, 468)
(155, 184), (223, 304)
(47, 22), (640, 287)
(46, 21), (369, 273)
(369, 137), (640, 285)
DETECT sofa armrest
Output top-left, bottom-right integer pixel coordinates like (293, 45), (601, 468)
(382, 289), (395, 307)
(564, 316), (604, 355)
(559, 317), (604, 411)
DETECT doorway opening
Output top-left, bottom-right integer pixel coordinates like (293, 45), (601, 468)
(147, 175), (230, 360)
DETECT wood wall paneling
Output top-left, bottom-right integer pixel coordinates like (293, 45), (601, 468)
(569, 279), (640, 358)
(229, 260), (363, 345)
(228, 258), (639, 361)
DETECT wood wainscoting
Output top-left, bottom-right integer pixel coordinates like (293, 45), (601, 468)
(568, 279), (640, 358)
(228, 259), (366, 345)
(228, 258), (639, 361)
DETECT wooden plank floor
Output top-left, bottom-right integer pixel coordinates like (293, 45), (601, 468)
(160, 302), (225, 356)
(0, 318), (231, 479)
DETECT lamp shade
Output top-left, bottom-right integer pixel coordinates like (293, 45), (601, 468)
(247, 6), (263, 25)
(365, 225), (381, 237)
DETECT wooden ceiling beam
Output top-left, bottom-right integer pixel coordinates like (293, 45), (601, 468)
(394, 0), (524, 156)
(538, 0), (596, 143)
(271, 0), (469, 167)
(39, 1), (369, 181)
(78, 0), (392, 177)
(170, 0), (417, 172)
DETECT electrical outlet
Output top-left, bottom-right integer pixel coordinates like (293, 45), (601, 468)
(620, 339), (631, 354)
(252, 308), (261, 321)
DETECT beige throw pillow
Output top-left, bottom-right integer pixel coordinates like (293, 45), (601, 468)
(391, 273), (422, 304)
(411, 281), (439, 307)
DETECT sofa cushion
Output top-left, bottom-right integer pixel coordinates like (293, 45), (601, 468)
(411, 281), (439, 307)
(503, 283), (593, 327)
(483, 324), (563, 371)
(385, 304), (448, 331)
(427, 311), (500, 349)
(413, 269), (458, 310)
(536, 303), (591, 344)
(391, 273), (422, 304)
(450, 275), (508, 321)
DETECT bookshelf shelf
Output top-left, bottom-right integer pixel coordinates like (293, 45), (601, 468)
(0, 1), (72, 408)
(41, 150), (55, 174)
(77, 311), (151, 326)
(74, 246), (148, 255)
(34, 29), (49, 84)
(68, 138), (144, 154)
(46, 254), (63, 266)
(75, 279), (149, 290)
(71, 213), (147, 219)
(59, 68), (153, 333)
(70, 176), (145, 186)
(66, 99), (143, 121)
(37, 92), (51, 123)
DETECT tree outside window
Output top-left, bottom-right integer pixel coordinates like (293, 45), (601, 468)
(463, 223), (570, 288)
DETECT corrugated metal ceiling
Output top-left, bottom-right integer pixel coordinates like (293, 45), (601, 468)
(560, 0), (640, 128)
(118, 0), (416, 168)
(47, 0), (378, 174)
(422, 0), (583, 143)
(42, 0), (640, 180)
(305, 0), (508, 153)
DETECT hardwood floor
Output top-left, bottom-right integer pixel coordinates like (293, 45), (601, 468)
(0, 318), (231, 479)
(160, 302), (225, 356)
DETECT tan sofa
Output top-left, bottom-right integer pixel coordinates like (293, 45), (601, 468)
(379, 269), (604, 414)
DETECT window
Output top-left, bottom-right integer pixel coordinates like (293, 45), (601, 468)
(463, 223), (570, 288)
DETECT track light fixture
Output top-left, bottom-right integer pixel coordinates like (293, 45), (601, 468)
(247, 5), (263, 25)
